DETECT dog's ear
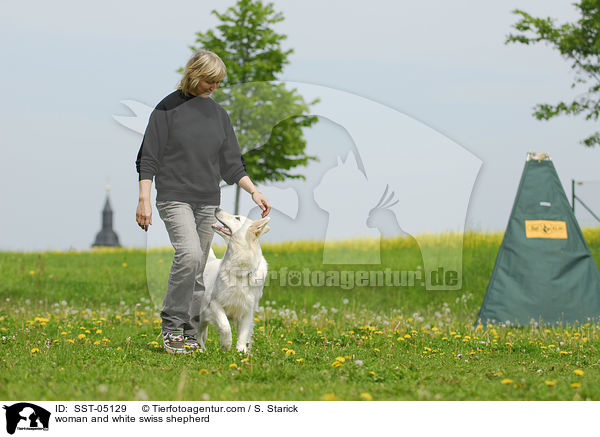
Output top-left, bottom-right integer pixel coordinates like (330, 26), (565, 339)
(250, 217), (271, 237)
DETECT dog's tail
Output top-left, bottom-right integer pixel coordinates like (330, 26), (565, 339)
(207, 247), (217, 262)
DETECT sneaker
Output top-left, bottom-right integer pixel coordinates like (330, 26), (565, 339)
(162, 331), (189, 354)
(184, 335), (202, 352)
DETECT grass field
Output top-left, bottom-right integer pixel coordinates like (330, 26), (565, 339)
(1, 229), (599, 401)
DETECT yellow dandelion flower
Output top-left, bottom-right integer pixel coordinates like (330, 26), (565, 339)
(360, 392), (373, 401)
(29, 270), (35, 275)
(117, 346), (122, 350)
(30, 348), (40, 354)
(296, 358), (304, 363)
(78, 334), (86, 339)
(96, 330), (102, 334)
(321, 392), (339, 401)
(199, 369), (209, 375)
(500, 379), (514, 385)
(574, 369), (584, 376)
(570, 383), (582, 388)
(369, 371), (376, 376)
(122, 262), (128, 267)
(335, 356), (346, 363)
(545, 380), (557, 386)
(67, 339), (74, 344)
(229, 363), (237, 368)
(331, 361), (344, 368)
(286, 349), (296, 356)
(93, 341), (101, 345)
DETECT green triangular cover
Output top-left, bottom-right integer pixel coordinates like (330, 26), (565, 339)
(477, 159), (600, 325)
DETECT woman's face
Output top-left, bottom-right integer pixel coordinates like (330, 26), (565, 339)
(195, 79), (220, 97)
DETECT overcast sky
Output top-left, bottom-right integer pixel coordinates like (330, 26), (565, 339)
(1, 0), (600, 251)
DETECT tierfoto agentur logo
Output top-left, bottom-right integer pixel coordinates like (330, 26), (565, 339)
(3, 403), (51, 435)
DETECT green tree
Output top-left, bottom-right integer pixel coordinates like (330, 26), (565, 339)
(180, 0), (320, 213)
(506, 0), (600, 147)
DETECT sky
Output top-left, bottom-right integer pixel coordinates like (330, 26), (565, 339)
(1, 0), (600, 251)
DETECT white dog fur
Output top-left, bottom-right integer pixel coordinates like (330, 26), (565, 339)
(196, 208), (270, 353)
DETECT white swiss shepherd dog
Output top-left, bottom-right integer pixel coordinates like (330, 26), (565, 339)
(197, 208), (270, 353)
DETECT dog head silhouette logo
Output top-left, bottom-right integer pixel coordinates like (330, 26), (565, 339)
(3, 403), (50, 434)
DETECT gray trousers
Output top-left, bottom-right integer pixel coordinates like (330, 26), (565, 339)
(156, 200), (217, 337)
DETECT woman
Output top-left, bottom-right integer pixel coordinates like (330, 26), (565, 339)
(135, 49), (271, 354)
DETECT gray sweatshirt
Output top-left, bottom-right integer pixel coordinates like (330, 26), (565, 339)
(136, 89), (248, 204)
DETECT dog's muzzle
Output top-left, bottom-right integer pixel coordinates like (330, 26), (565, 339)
(212, 209), (232, 236)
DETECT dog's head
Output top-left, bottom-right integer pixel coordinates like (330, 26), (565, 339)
(212, 208), (270, 246)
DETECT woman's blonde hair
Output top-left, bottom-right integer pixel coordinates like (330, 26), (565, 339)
(177, 50), (227, 97)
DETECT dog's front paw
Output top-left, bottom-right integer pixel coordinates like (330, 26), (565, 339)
(221, 338), (232, 351)
(236, 344), (248, 354)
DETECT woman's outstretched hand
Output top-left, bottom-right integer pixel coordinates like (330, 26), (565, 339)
(252, 191), (271, 218)
(136, 199), (152, 232)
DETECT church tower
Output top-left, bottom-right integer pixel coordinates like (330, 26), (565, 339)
(92, 186), (121, 247)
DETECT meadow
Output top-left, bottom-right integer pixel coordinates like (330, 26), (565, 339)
(1, 229), (599, 401)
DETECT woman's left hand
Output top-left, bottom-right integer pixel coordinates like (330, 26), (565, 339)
(252, 191), (271, 217)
